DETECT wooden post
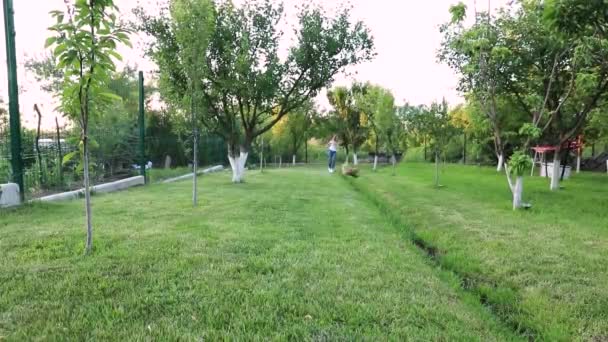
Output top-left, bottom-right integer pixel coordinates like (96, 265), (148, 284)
(55, 117), (63, 186)
(531, 150), (537, 176)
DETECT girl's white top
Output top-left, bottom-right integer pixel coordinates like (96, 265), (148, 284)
(329, 140), (338, 152)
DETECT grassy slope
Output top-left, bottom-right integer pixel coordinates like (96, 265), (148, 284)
(351, 163), (608, 341)
(0, 169), (516, 340)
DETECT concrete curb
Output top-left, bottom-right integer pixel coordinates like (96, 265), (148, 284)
(161, 165), (224, 184)
(33, 176), (145, 203)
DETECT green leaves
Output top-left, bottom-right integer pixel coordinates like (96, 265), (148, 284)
(508, 150), (533, 176)
(138, 0), (374, 150)
(62, 150), (79, 166)
(44, 37), (57, 49)
(518, 123), (541, 140)
(449, 2), (467, 24)
(46, 0), (131, 123)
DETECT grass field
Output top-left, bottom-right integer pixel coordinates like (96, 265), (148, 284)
(351, 163), (608, 341)
(148, 166), (193, 183)
(0, 168), (519, 340)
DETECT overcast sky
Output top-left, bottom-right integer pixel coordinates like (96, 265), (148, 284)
(0, 0), (508, 129)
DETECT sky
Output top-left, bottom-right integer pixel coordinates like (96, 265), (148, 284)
(0, 0), (508, 129)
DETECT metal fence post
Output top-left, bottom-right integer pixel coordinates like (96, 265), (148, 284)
(138, 71), (146, 182)
(3, 0), (24, 200)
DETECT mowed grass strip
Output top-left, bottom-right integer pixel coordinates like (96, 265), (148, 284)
(0, 168), (517, 340)
(350, 162), (608, 341)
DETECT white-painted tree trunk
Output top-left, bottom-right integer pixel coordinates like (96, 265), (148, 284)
(550, 152), (560, 191)
(228, 151), (249, 183)
(391, 154), (396, 175)
(279, 156), (282, 168)
(512, 176), (523, 210)
(496, 153), (504, 172)
(353, 153), (358, 165)
(576, 152), (581, 174)
(373, 155), (378, 171)
(292, 154), (296, 166)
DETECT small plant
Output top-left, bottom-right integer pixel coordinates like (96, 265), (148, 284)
(508, 150), (533, 177)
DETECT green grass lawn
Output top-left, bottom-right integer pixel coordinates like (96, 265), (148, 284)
(350, 163), (608, 341)
(148, 166), (193, 183)
(0, 168), (518, 340)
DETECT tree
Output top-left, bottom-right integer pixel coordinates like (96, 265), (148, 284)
(381, 104), (405, 175)
(585, 107), (608, 156)
(25, 54), (64, 94)
(136, 0), (214, 203)
(327, 83), (370, 165)
(449, 104), (470, 163)
(539, 0), (608, 190)
(400, 103), (430, 161)
(438, 1), (554, 207)
(440, 3), (511, 172)
(47, 0), (131, 254)
(358, 85), (396, 171)
(406, 100), (457, 187)
(270, 101), (316, 165)
(427, 100), (458, 187)
(139, 0), (374, 182)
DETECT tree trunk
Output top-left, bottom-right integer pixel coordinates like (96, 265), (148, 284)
(560, 151), (568, 181)
(55, 117), (63, 187)
(463, 132), (467, 164)
(496, 153), (504, 172)
(512, 176), (524, 210)
(192, 128), (198, 206)
(83, 134), (93, 254)
(228, 147), (249, 183)
(353, 152), (358, 166)
(279, 156), (282, 168)
(424, 138), (427, 162)
(260, 139), (264, 173)
(435, 151), (440, 187)
(391, 154), (396, 176)
(550, 151), (560, 191)
(35, 108), (43, 187)
(292, 154), (296, 166)
(591, 144), (595, 157)
(576, 150), (581, 174)
(373, 155), (378, 171)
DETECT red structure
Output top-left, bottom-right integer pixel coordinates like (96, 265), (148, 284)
(531, 136), (584, 177)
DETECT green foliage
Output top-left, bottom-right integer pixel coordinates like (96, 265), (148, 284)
(357, 85), (402, 155)
(327, 83), (370, 156)
(449, 2), (467, 24)
(508, 150), (533, 176)
(24, 54), (64, 94)
(404, 100), (458, 157)
(138, 0), (375, 156)
(518, 123), (541, 140)
(585, 107), (608, 146)
(440, 0), (608, 156)
(47, 0), (131, 123)
(268, 101), (317, 158)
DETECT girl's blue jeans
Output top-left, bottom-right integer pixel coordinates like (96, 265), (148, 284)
(328, 150), (337, 169)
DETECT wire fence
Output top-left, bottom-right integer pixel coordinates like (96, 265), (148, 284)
(0, 115), (232, 200)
